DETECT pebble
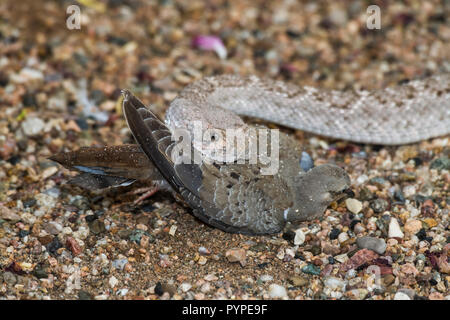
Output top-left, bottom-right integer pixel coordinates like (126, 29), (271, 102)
(225, 248), (247, 267)
(394, 292), (411, 300)
(370, 198), (389, 213)
(0, 205), (20, 221)
(404, 219), (422, 234)
(429, 157), (450, 171)
(356, 236), (386, 254)
(338, 232), (349, 243)
(388, 218), (404, 238)
(293, 228), (305, 245)
(268, 284), (287, 298)
(289, 276), (308, 287)
(329, 228), (340, 240)
(21, 117), (45, 136)
(259, 275), (273, 282)
(403, 185), (417, 198)
(66, 237), (82, 256)
(345, 198), (362, 214)
(324, 277), (347, 291)
(109, 276), (118, 288)
(44, 221), (63, 235)
(179, 282), (192, 292)
(302, 264), (321, 275)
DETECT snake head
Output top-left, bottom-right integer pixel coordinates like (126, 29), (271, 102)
(287, 163), (352, 222)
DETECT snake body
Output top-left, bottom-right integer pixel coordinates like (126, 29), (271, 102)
(166, 74), (450, 147)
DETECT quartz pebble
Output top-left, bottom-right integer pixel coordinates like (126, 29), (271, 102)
(345, 198), (362, 214)
(293, 228), (305, 245)
(268, 284), (287, 298)
(388, 218), (404, 238)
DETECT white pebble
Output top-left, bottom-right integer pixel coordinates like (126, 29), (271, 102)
(394, 292), (411, 300)
(22, 117), (45, 136)
(259, 275), (274, 282)
(268, 284), (287, 298)
(388, 218), (404, 238)
(180, 282), (192, 292)
(109, 276), (118, 288)
(294, 229), (305, 245)
(345, 198), (363, 214)
(338, 232), (349, 243)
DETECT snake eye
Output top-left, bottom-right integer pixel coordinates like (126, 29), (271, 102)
(211, 134), (216, 141)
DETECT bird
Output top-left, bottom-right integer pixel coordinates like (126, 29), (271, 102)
(50, 73), (449, 235)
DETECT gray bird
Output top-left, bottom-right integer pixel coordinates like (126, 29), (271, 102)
(51, 91), (351, 235)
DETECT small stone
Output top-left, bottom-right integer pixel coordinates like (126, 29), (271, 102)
(403, 185), (416, 198)
(329, 228), (340, 240)
(66, 237), (82, 256)
(293, 228), (305, 245)
(22, 117), (45, 136)
(356, 236), (386, 254)
(302, 264), (321, 275)
(44, 221), (63, 235)
(324, 277), (347, 291)
(3, 272), (17, 285)
(289, 276), (308, 287)
(339, 249), (379, 273)
(382, 274), (395, 286)
(422, 218), (437, 228)
(198, 256), (207, 265)
(388, 218), (404, 238)
(338, 232), (349, 243)
(89, 220), (106, 235)
(345, 198), (363, 214)
(429, 157), (450, 171)
(268, 284), (287, 298)
(394, 292), (411, 300)
(0, 205), (20, 221)
(225, 248), (246, 267)
(370, 198), (389, 213)
(404, 220), (422, 234)
(259, 275), (273, 282)
(179, 282), (192, 292)
(169, 225), (177, 236)
(198, 246), (211, 255)
(78, 290), (93, 300)
(109, 276), (118, 288)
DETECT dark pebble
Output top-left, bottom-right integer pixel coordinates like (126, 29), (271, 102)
(33, 265), (48, 279)
(23, 199), (37, 208)
(85, 214), (97, 223)
(46, 237), (62, 255)
(329, 228), (340, 240)
(328, 256), (335, 264)
(88, 219), (106, 235)
(416, 228), (427, 241)
(18, 230), (29, 238)
(282, 230), (295, 243)
(359, 187), (375, 201)
(154, 282), (164, 296)
(78, 290), (93, 300)
(393, 190), (405, 203)
(429, 157), (450, 171)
